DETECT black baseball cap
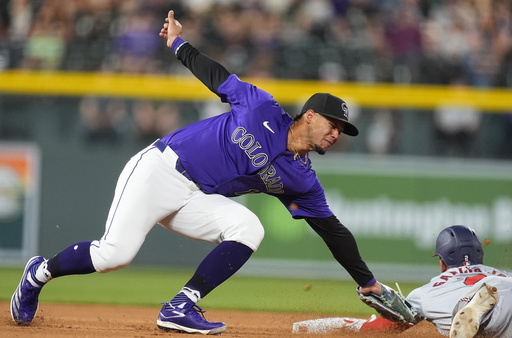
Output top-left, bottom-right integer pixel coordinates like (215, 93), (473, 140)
(300, 93), (359, 136)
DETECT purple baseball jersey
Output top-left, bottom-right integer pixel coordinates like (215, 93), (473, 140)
(161, 74), (332, 219)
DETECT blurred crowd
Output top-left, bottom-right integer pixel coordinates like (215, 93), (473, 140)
(0, 0), (511, 158)
(1, 0), (511, 84)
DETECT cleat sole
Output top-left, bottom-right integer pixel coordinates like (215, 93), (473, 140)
(449, 283), (498, 338)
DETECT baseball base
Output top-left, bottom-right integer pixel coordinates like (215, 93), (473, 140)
(292, 315), (375, 334)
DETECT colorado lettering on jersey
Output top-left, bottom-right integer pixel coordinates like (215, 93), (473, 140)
(258, 165), (284, 194)
(231, 127), (268, 167)
(231, 126), (284, 194)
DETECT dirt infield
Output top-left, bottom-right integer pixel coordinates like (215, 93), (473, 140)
(1, 301), (442, 337)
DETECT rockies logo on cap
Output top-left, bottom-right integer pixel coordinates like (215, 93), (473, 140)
(341, 102), (349, 119)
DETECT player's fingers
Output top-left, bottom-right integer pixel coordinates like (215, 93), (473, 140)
(167, 10), (180, 28)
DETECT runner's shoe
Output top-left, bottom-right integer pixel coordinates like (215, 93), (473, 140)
(450, 283), (499, 338)
(11, 256), (46, 325)
(157, 302), (226, 335)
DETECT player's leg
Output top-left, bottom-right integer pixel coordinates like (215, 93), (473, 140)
(163, 192), (264, 295)
(476, 278), (512, 337)
(157, 193), (264, 334)
(450, 283), (499, 338)
(89, 145), (196, 274)
(11, 239), (102, 324)
(11, 142), (189, 325)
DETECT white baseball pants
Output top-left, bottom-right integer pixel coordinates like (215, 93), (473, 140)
(90, 141), (265, 273)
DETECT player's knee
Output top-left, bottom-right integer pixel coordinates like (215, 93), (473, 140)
(249, 222), (265, 250)
(98, 261), (130, 273)
(90, 240), (135, 273)
(94, 256), (132, 273)
(223, 212), (264, 251)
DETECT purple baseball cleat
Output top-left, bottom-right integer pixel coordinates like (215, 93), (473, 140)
(11, 256), (46, 325)
(157, 302), (226, 335)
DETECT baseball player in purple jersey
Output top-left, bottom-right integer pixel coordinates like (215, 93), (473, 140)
(11, 10), (389, 334)
(328, 225), (512, 337)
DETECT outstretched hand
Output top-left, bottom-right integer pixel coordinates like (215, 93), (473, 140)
(159, 10), (182, 48)
(359, 282), (382, 295)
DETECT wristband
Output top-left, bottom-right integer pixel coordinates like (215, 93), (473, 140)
(171, 36), (187, 56)
(361, 277), (377, 288)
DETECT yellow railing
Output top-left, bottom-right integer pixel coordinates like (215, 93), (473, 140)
(1, 70), (511, 112)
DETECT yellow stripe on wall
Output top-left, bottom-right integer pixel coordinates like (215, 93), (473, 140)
(0, 70), (511, 112)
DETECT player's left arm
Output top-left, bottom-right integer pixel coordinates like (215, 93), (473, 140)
(160, 10), (231, 94)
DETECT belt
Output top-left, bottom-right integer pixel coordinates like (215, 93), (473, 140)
(153, 139), (198, 185)
(175, 158), (195, 183)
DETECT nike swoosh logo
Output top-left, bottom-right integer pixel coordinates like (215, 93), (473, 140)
(160, 311), (187, 319)
(263, 121), (275, 133)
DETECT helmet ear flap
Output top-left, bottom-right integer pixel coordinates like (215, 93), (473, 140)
(434, 226), (483, 268)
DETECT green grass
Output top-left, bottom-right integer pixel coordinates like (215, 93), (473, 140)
(1, 265), (422, 316)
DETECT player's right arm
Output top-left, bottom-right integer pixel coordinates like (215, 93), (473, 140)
(160, 10), (231, 95)
(305, 215), (377, 288)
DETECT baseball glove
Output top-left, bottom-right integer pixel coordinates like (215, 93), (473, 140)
(356, 283), (419, 324)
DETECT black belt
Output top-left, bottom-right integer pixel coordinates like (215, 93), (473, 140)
(153, 139), (197, 184)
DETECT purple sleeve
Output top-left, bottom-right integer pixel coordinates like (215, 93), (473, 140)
(217, 74), (275, 108)
(278, 179), (332, 219)
(171, 36), (187, 55)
